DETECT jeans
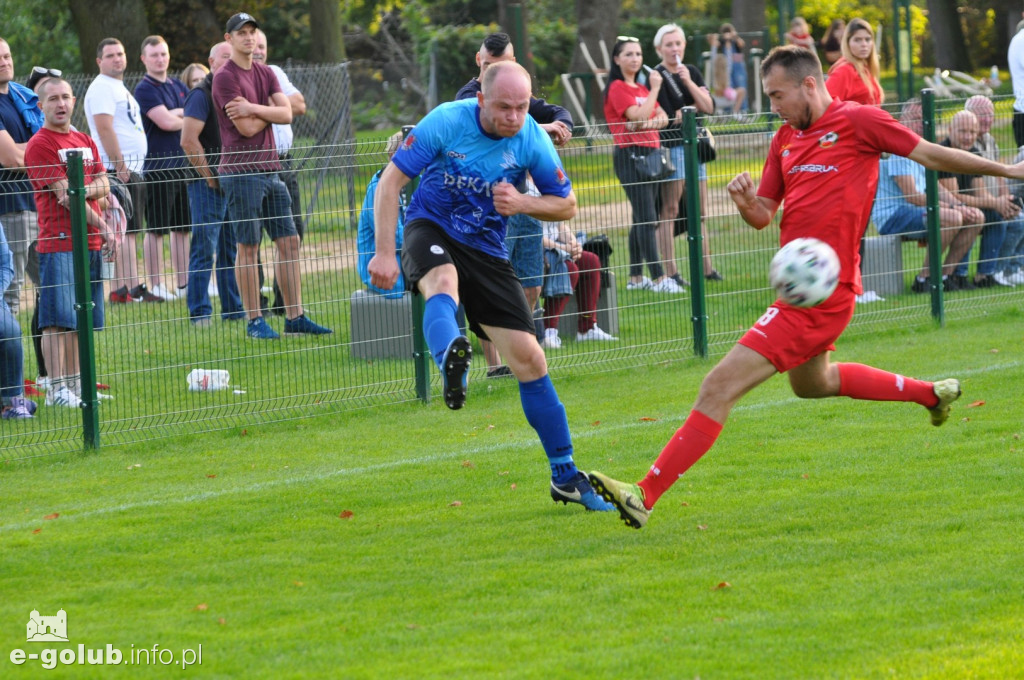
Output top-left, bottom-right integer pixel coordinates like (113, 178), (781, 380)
(0, 299), (23, 400)
(186, 180), (245, 321)
(613, 146), (664, 280)
(955, 210), (1006, 276)
(998, 212), (1024, 272)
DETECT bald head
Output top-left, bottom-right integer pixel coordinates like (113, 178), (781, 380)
(949, 110), (979, 151)
(477, 61), (532, 138)
(964, 95), (994, 134)
(209, 41), (232, 73)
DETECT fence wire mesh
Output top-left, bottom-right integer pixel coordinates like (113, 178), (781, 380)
(2, 70), (1021, 459)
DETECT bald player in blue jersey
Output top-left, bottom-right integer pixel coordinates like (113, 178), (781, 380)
(368, 61), (612, 512)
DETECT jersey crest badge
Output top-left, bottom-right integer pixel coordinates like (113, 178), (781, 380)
(818, 131), (839, 148)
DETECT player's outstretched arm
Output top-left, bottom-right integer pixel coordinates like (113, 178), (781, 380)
(727, 171), (777, 229)
(909, 138), (1024, 180)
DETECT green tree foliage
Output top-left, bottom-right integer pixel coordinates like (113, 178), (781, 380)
(0, 0), (80, 75)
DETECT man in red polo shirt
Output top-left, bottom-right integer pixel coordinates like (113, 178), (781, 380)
(589, 46), (1024, 529)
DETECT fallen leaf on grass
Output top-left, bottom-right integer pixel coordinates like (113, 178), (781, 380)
(510, 483), (517, 491)
(43, 513), (59, 520)
(461, 460), (475, 468)
(407, 624), (420, 630)
(194, 603), (208, 611)
(339, 510), (354, 519)
(240, 429), (248, 437)
(712, 582), (731, 590)
(680, 502), (690, 507)
(32, 528), (41, 534)
(498, 470), (510, 476)
(217, 618), (226, 626)
(293, 581), (304, 587)
(486, 424), (495, 430)
(697, 525), (708, 531)
(206, 474), (217, 479)
(966, 400), (985, 408)
(591, 420), (601, 426)
(639, 417), (658, 422)
(449, 501), (462, 507)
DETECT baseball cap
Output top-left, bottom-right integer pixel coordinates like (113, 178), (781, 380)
(225, 12), (259, 34)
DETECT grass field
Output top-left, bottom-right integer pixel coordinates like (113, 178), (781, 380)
(2, 311), (1021, 678)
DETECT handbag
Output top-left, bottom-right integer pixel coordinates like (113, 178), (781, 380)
(631, 146), (674, 182)
(697, 126), (717, 163)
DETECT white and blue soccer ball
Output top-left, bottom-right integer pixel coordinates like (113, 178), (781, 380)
(769, 237), (840, 307)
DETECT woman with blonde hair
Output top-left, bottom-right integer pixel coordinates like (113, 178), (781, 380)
(825, 18), (883, 105)
(180, 62), (209, 89)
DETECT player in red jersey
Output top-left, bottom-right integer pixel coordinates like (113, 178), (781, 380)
(588, 46), (1024, 529)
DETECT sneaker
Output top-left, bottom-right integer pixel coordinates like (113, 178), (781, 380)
(972, 274), (996, 288)
(108, 286), (138, 304)
(911, 276), (929, 294)
(576, 325), (618, 342)
(928, 378), (961, 427)
(1006, 270), (1024, 285)
(953, 275), (975, 291)
(670, 273), (689, 287)
(191, 317), (212, 328)
(855, 290), (885, 303)
(441, 335), (472, 410)
(550, 471), (615, 512)
(23, 380), (43, 398)
(626, 277), (653, 291)
(35, 376), (51, 391)
(45, 385), (82, 408)
(130, 284), (164, 303)
(2, 397), (37, 420)
(587, 470), (651, 529)
(149, 284), (178, 301)
(246, 317), (280, 340)
(705, 269), (724, 281)
(486, 365), (513, 379)
(283, 314), (333, 336)
(651, 277), (686, 294)
(208, 280), (219, 298)
(541, 328), (562, 349)
(992, 271), (1015, 287)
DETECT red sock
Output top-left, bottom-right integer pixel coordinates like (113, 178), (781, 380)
(837, 363), (937, 407)
(638, 410), (722, 509)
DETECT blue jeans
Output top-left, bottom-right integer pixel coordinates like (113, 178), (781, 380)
(955, 210), (1006, 276)
(219, 172), (296, 245)
(997, 212), (1024, 272)
(0, 299), (23, 400)
(186, 180), (245, 321)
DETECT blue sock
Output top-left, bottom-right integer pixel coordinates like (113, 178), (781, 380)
(519, 374), (577, 484)
(423, 294), (461, 368)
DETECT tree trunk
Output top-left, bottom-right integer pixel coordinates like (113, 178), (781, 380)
(731, 0), (766, 34)
(572, 0), (621, 123)
(499, 1), (538, 83)
(926, 0), (972, 71)
(67, 0), (150, 73)
(309, 0), (345, 64)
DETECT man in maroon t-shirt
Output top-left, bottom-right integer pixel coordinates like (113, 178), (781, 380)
(211, 12), (330, 340)
(25, 78), (116, 408)
(588, 46), (1024, 530)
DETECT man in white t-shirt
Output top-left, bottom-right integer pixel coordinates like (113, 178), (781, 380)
(84, 38), (161, 303)
(1008, 19), (1024, 147)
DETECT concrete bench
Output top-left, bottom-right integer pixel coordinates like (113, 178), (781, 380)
(861, 235), (905, 296)
(350, 290), (413, 360)
(554, 271), (619, 338)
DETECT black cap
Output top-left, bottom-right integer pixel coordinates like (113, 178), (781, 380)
(225, 12), (259, 34)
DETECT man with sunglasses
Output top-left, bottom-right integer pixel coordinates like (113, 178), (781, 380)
(0, 39), (44, 315)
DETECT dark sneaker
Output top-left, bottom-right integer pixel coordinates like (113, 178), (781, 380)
(953, 275), (975, 291)
(972, 274), (996, 288)
(486, 365), (513, 379)
(247, 317), (280, 340)
(705, 269), (724, 281)
(588, 470), (651, 529)
(109, 286), (138, 304)
(284, 314), (333, 336)
(911, 277), (930, 294)
(441, 336), (472, 410)
(928, 379), (961, 427)
(2, 396), (37, 420)
(130, 284), (164, 303)
(670, 273), (689, 288)
(550, 471), (614, 511)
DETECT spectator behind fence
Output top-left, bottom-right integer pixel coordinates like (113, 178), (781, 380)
(603, 37), (683, 294)
(25, 78), (116, 409)
(1004, 144), (1024, 284)
(651, 23), (719, 286)
(181, 41), (245, 326)
(85, 38), (158, 303)
(820, 19), (846, 66)
(181, 63), (209, 90)
(135, 35), (191, 302)
(0, 38), (43, 316)
(1008, 18), (1024, 147)
(539, 219), (617, 349)
(456, 32), (575, 374)
(357, 130), (405, 298)
(939, 110), (1018, 289)
(964, 95), (1024, 288)
(708, 23), (747, 114)
(870, 100), (984, 293)
(785, 17), (817, 50)
(825, 18), (883, 106)
(367, 61), (614, 512)
(0, 226), (36, 419)
(212, 12), (331, 340)
(254, 28), (306, 316)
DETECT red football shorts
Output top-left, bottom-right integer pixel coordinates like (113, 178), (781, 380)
(738, 283), (856, 373)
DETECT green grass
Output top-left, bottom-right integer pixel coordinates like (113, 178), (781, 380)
(2, 312), (1022, 678)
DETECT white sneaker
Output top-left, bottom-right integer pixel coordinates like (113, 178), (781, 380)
(576, 325), (618, 342)
(993, 272), (1015, 287)
(35, 376), (51, 391)
(540, 328), (562, 349)
(45, 385), (82, 408)
(651, 277), (685, 293)
(626, 277), (653, 291)
(149, 284), (178, 301)
(208, 280), (219, 298)
(1006, 270), (1024, 285)
(855, 290), (885, 303)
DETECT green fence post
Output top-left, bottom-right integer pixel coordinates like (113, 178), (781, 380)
(681, 107), (708, 358)
(66, 151), (101, 449)
(921, 89), (945, 325)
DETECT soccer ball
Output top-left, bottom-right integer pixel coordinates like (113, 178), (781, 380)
(769, 237), (840, 307)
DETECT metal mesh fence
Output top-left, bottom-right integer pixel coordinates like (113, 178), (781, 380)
(2, 81), (1022, 459)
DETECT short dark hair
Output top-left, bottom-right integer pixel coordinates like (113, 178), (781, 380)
(482, 32), (511, 58)
(96, 38), (123, 58)
(760, 45), (822, 85)
(140, 35), (166, 54)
